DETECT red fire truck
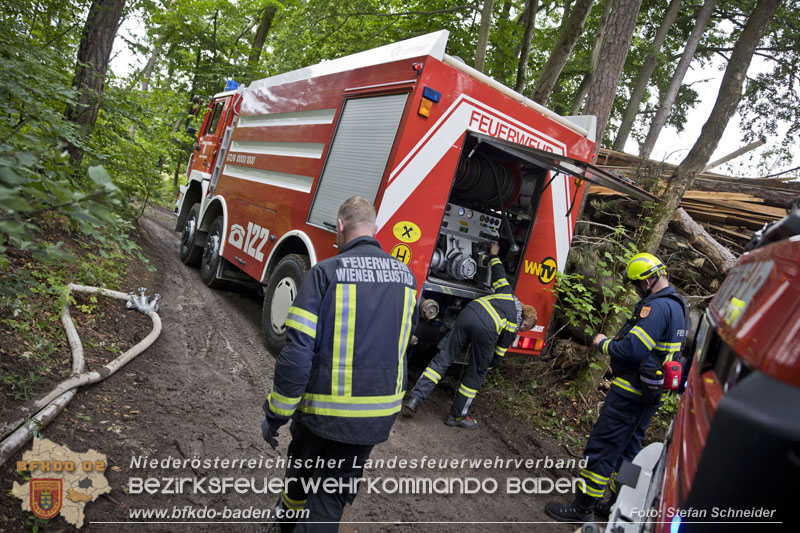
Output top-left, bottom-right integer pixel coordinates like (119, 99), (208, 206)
(605, 204), (800, 532)
(175, 30), (653, 355)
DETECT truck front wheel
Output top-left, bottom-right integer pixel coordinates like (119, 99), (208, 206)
(262, 254), (310, 355)
(179, 204), (203, 266)
(200, 216), (225, 288)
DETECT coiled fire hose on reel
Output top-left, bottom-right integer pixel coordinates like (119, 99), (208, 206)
(0, 284), (162, 467)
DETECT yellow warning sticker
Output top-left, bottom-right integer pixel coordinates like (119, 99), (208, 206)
(392, 221), (421, 243)
(391, 243), (412, 265)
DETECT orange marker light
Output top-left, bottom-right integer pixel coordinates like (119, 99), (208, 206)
(418, 98), (433, 118)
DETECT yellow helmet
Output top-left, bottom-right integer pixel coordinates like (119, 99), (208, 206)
(624, 253), (666, 282)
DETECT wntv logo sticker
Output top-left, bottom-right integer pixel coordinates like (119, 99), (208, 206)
(524, 258), (557, 284)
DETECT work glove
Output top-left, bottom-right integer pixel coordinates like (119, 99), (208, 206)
(261, 418), (280, 449)
(490, 355), (503, 370)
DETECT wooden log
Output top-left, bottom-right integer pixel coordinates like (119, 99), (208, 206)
(707, 224), (754, 242)
(670, 208), (738, 273)
(682, 191), (764, 203)
(691, 177), (799, 208)
(681, 197), (786, 217)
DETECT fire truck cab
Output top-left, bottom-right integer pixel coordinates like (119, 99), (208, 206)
(175, 30), (654, 355)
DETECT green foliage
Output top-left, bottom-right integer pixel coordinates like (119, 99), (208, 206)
(262, 0), (481, 75)
(736, 1), (800, 171)
(553, 223), (639, 338)
(90, 84), (187, 216)
(0, 11), (150, 406)
(0, 369), (41, 401)
(648, 390), (680, 439)
(25, 512), (50, 533)
(0, 19), (133, 266)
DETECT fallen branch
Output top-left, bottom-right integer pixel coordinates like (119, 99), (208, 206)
(670, 208), (737, 273)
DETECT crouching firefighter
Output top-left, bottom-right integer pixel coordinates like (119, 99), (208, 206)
(402, 242), (537, 429)
(260, 196), (418, 532)
(545, 253), (689, 523)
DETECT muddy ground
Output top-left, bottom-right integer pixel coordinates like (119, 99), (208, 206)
(2, 206), (586, 532)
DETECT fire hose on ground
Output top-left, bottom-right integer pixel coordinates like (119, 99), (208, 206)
(0, 284), (162, 467)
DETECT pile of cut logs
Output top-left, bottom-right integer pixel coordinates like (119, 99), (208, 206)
(590, 148), (800, 252)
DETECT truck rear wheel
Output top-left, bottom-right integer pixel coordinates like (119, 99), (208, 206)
(200, 216), (225, 288)
(262, 254), (310, 355)
(179, 204), (203, 266)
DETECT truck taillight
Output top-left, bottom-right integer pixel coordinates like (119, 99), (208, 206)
(514, 336), (544, 352)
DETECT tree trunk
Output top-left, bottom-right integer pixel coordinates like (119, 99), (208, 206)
(570, 0), (614, 115)
(248, 3), (277, 78)
(139, 0), (176, 93)
(64, 0), (127, 164)
(582, 0), (643, 146)
(670, 207), (737, 272)
(500, 0), (512, 21)
(612, 0), (682, 151)
(474, 0), (495, 73)
(639, 0), (717, 159)
(211, 10), (219, 64)
(571, 0), (643, 397)
(141, 42), (162, 92)
(640, 0), (781, 255)
(514, 0), (539, 92)
(531, 0), (595, 105)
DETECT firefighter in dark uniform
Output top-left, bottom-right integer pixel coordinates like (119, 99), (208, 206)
(261, 196), (418, 532)
(402, 242), (537, 429)
(546, 253), (689, 523)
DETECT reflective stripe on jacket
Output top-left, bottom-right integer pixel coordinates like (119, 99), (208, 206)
(266, 236), (418, 445)
(467, 257), (521, 356)
(599, 286), (688, 399)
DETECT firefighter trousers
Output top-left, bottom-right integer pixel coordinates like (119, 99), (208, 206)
(279, 419), (374, 533)
(408, 304), (496, 418)
(578, 388), (661, 499)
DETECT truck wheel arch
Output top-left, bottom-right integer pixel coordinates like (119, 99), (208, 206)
(175, 180), (204, 232)
(198, 197), (227, 252)
(259, 231), (318, 285)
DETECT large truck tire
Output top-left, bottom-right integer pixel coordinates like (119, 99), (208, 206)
(262, 254), (310, 356)
(179, 204), (203, 266)
(200, 216), (226, 288)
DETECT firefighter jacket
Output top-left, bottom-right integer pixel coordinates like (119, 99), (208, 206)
(265, 236), (418, 445)
(468, 257), (522, 362)
(598, 286), (689, 400)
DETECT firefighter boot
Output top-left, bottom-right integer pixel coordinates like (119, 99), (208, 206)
(402, 396), (421, 418)
(595, 476), (619, 519)
(544, 492), (596, 523)
(272, 496), (297, 533)
(445, 414), (478, 429)
(594, 491), (618, 519)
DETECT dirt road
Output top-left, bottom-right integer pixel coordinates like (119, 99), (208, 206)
(2, 207), (579, 532)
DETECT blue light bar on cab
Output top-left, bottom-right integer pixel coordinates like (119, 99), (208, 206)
(422, 86), (441, 103)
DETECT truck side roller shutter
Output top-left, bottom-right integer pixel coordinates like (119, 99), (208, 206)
(309, 93), (409, 229)
(468, 132), (660, 203)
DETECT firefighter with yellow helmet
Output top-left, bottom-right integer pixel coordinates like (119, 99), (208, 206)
(546, 253), (689, 523)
